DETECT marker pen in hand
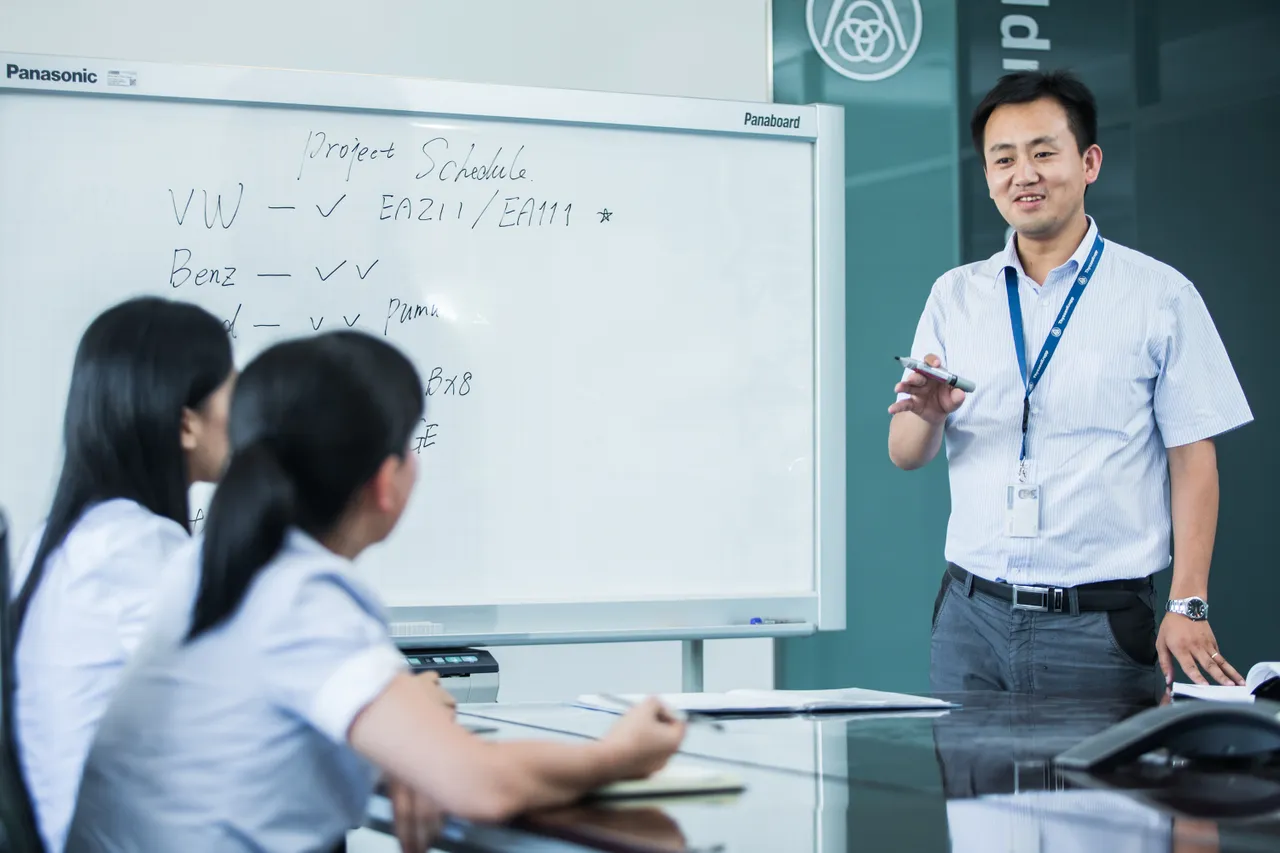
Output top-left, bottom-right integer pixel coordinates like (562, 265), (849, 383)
(895, 356), (976, 393)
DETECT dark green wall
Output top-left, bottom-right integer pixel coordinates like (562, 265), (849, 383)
(772, 0), (961, 693)
(777, 0), (1280, 692)
(1126, 2), (1280, 669)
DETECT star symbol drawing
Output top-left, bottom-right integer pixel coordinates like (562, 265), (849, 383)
(598, 209), (613, 222)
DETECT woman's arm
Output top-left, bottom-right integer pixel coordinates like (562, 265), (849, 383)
(349, 673), (683, 823)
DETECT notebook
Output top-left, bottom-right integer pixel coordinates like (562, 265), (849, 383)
(588, 764), (745, 800)
(576, 687), (956, 716)
(1171, 661), (1280, 703)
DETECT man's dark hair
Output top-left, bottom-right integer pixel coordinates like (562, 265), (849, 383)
(970, 70), (1098, 159)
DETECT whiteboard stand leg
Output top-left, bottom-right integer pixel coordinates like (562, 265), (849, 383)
(681, 639), (704, 693)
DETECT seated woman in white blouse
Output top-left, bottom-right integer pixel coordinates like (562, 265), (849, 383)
(11, 296), (234, 853)
(66, 331), (684, 853)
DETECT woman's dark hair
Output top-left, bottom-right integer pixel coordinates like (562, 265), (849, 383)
(11, 297), (233, 635)
(186, 331), (423, 641)
(970, 69), (1098, 158)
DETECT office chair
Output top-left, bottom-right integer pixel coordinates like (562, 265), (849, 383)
(0, 510), (44, 852)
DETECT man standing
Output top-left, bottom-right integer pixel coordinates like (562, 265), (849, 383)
(889, 70), (1252, 703)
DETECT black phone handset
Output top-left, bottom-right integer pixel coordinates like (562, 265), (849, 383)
(1055, 700), (1280, 772)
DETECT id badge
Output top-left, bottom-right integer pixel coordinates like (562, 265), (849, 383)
(1005, 483), (1041, 538)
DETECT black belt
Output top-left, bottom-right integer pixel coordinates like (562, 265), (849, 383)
(947, 564), (1148, 613)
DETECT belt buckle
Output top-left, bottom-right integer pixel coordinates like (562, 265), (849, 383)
(1011, 584), (1049, 611)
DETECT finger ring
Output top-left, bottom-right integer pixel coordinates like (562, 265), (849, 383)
(1211, 652), (1222, 661)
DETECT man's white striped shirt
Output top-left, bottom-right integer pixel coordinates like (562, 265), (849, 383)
(905, 218), (1252, 586)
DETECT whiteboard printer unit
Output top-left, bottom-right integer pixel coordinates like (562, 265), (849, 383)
(402, 648), (499, 703)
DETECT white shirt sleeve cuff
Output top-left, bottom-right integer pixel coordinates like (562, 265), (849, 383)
(308, 643), (408, 743)
(1160, 412), (1254, 449)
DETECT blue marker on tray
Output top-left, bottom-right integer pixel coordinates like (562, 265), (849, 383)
(749, 618), (805, 625)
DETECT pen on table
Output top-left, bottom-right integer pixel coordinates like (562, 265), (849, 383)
(598, 693), (725, 732)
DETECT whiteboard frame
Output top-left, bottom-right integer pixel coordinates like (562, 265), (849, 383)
(0, 52), (846, 645)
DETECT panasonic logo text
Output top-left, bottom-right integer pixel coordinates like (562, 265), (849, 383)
(6, 64), (98, 84)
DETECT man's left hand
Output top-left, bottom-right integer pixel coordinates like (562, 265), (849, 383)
(1157, 616), (1245, 686)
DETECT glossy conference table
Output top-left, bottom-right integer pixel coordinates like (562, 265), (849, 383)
(365, 691), (1280, 852)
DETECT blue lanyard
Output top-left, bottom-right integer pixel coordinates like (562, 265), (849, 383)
(1006, 233), (1105, 465)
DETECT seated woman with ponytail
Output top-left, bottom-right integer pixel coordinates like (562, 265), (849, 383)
(11, 297), (234, 853)
(66, 331), (684, 853)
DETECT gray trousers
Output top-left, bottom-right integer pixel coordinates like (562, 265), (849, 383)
(930, 568), (1166, 705)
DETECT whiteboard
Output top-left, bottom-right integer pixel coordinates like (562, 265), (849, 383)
(0, 54), (845, 643)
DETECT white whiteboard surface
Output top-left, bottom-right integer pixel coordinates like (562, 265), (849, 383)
(0, 53), (845, 641)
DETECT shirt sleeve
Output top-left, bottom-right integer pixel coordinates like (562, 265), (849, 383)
(1153, 283), (1253, 448)
(896, 280), (948, 402)
(259, 575), (408, 743)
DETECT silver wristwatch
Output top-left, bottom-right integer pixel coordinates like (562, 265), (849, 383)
(1166, 596), (1208, 621)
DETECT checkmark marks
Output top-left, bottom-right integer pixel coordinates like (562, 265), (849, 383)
(356, 260), (379, 280)
(316, 194), (347, 217)
(316, 260), (347, 281)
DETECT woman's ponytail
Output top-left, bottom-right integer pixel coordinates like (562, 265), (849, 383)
(186, 443), (295, 641)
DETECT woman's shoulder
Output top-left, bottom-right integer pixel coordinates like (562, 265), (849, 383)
(246, 530), (389, 625)
(66, 499), (190, 577)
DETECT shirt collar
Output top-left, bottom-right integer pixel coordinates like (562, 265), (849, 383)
(987, 216), (1099, 289)
(285, 528), (357, 575)
(285, 527), (390, 594)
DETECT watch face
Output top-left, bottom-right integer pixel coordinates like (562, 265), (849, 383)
(1186, 598), (1208, 619)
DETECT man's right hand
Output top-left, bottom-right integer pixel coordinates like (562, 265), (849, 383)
(888, 353), (967, 424)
